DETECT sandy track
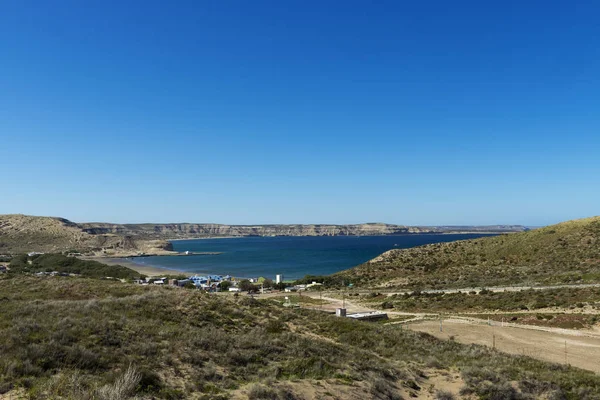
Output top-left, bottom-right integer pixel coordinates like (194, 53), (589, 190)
(408, 319), (600, 373)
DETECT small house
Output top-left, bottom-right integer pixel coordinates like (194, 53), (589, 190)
(176, 279), (192, 287)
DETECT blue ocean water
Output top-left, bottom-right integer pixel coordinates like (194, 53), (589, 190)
(131, 234), (493, 280)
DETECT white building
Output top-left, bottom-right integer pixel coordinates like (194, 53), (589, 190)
(276, 274), (283, 284)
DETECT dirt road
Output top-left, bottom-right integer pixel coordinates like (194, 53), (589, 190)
(408, 319), (600, 373)
(339, 282), (600, 296)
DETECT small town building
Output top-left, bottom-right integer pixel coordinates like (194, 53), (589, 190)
(346, 311), (388, 321)
(176, 279), (192, 287)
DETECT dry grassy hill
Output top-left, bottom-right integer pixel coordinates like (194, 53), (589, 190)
(1, 274), (599, 399)
(336, 216), (600, 289)
(0, 215), (172, 256)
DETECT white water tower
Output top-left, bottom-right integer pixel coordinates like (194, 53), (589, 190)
(276, 274), (283, 284)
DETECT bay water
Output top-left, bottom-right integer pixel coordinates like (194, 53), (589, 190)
(130, 234), (493, 281)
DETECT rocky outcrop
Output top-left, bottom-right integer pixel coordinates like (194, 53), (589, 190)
(79, 222), (428, 238)
(78, 222), (527, 239)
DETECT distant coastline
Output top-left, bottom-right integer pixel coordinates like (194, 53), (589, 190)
(166, 231), (511, 242)
(168, 236), (238, 241)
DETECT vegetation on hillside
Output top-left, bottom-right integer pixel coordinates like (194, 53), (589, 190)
(1, 275), (600, 399)
(468, 313), (600, 330)
(361, 286), (600, 314)
(337, 217), (600, 289)
(0, 214), (172, 255)
(9, 254), (141, 280)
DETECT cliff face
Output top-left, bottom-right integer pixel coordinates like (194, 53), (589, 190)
(78, 222), (440, 239)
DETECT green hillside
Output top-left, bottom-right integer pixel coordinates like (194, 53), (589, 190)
(2, 274), (600, 399)
(9, 254), (141, 280)
(336, 216), (600, 289)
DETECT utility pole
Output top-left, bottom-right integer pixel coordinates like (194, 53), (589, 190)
(319, 286), (322, 311)
(440, 314), (443, 332)
(565, 341), (568, 364)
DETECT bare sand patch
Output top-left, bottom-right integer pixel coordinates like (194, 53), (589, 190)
(408, 319), (600, 373)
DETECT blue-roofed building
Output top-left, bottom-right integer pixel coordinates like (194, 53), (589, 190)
(189, 275), (208, 285)
(189, 275), (225, 287)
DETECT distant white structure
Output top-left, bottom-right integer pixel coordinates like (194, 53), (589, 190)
(347, 311), (388, 321)
(229, 287), (241, 292)
(276, 274), (283, 284)
(336, 308), (347, 317)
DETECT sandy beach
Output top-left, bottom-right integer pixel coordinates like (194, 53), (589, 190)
(82, 257), (185, 277)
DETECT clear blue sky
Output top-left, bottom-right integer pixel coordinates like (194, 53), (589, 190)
(1, 1), (598, 226)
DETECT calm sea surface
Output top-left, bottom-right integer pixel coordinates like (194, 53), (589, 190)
(131, 234), (493, 280)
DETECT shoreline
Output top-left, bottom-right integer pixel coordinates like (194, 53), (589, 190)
(90, 257), (262, 281)
(166, 232), (502, 242)
(168, 236), (239, 241)
(132, 252), (222, 257)
(83, 257), (187, 277)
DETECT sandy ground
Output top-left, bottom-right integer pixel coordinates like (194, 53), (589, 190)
(408, 319), (600, 373)
(83, 257), (184, 276)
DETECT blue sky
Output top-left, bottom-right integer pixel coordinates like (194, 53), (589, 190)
(1, 1), (598, 225)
